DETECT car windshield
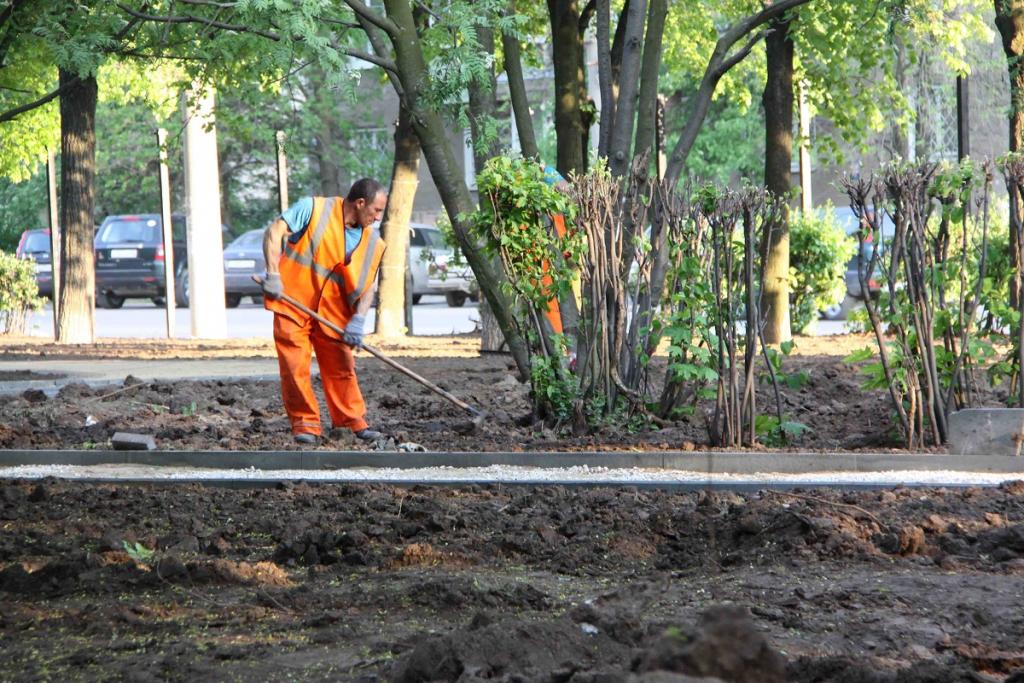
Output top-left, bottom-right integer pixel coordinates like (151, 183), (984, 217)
(230, 230), (263, 248)
(98, 219), (160, 243)
(22, 232), (50, 253)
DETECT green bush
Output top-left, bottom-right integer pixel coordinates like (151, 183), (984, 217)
(0, 250), (44, 335)
(788, 206), (857, 333)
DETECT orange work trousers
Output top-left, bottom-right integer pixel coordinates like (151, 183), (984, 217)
(273, 313), (369, 436)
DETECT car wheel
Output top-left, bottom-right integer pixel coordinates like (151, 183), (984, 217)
(820, 295), (851, 321)
(412, 294), (422, 305)
(151, 297), (166, 307)
(174, 267), (189, 308)
(226, 293), (242, 308)
(101, 292), (125, 309)
(251, 294), (264, 305)
(445, 292), (467, 308)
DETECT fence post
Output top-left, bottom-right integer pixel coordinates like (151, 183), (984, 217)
(46, 149), (60, 338)
(275, 131), (288, 212)
(158, 128), (176, 339)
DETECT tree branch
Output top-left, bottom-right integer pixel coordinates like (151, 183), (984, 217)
(578, 0), (596, 35)
(115, 3), (282, 41)
(0, 77), (75, 124)
(341, 0), (400, 39)
(715, 28), (766, 77)
(341, 46), (397, 74)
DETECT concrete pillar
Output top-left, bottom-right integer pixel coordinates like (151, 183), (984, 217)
(182, 84), (227, 339)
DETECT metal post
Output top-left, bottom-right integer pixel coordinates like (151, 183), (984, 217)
(275, 130), (289, 212)
(158, 128), (176, 339)
(957, 75), (970, 161)
(798, 81), (813, 213)
(46, 149), (60, 337)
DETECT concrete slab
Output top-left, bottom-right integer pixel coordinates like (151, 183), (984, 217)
(948, 408), (1024, 457)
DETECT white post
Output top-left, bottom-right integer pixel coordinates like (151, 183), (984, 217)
(798, 81), (813, 214)
(182, 84), (227, 339)
(157, 128), (176, 339)
(46, 149), (60, 336)
(275, 131), (289, 213)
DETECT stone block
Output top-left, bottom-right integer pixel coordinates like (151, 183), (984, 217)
(948, 409), (1024, 456)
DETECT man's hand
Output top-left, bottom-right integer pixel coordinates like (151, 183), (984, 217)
(261, 273), (284, 300)
(343, 314), (366, 347)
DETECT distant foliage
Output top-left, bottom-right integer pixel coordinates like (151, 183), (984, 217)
(788, 207), (856, 333)
(0, 251), (44, 335)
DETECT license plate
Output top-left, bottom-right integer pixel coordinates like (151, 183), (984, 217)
(226, 259), (256, 270)
(110, 248), (137, 259)
(35, 263), (51, 273)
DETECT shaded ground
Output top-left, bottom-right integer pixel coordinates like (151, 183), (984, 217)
(1, 479), (1022, 681)
(0, 333), (1011, 451)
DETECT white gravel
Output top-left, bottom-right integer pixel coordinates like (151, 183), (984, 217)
(0, 463), (1020, 487)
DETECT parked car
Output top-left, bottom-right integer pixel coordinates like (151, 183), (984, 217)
(819, 207), (893, 320)
(15, 229), (54, 298)
(221, 229), (266, 307)
(94, 214), (185, 308)
(94, 214), (232, 308)
(427, 254), (478, 307)
(408, 223), (459, 304)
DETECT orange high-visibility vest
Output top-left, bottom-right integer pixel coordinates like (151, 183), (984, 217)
(266, 196), (386, 339)
(541, 213), (569, 335)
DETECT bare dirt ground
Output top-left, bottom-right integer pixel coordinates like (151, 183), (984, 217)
(1, 332), (1004, 452)
(2, 335), (1024, 680)
(0, 478), (1022, 681)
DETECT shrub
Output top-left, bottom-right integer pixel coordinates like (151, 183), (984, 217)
(788, 206), (856, 333)
(0, 250), (44, 335)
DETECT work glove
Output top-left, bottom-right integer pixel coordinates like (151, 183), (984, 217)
(343, 313), (366, 348)
(261, 273), (284, 300)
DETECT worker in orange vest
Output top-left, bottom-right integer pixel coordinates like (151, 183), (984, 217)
(261, 179), (388, 446)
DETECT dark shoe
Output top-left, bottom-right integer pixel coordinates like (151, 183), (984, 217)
(294, 433), (319, 446)
(354, 428), (383, 441)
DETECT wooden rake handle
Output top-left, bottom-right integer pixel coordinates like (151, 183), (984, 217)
(253, 275), (483, 418)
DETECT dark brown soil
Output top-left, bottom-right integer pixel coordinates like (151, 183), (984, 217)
(2, 333), (1005, 452)
(1, 479), (1022, 681)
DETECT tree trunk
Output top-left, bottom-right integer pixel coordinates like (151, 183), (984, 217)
(996, 0), (1024, 153)
(502, 7), (539, 159)
(596, 0), (614, 157)
(760, 17), (794, 344)
(468, 22), (501, 172)
(606, 0), (646, 178)
(55, 68), (96, 344)
(632, 0), (666, 163)
(375, 105), (420, 338)
(995, 0), (1024, 308)
(548, 0), (587, 174)
(383, 0), (532, 379)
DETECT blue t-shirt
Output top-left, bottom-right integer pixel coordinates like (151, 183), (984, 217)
(281, 197), (362, 260)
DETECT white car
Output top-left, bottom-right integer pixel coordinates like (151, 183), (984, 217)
(408, 223), (460, 304)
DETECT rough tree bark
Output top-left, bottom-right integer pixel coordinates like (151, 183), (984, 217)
(55, 68), (97, 344)
(761, 15), (794, 343)
(375, 105), (419, 338)
(548, 0), (588, 174)
(995, 0), (1024, 307)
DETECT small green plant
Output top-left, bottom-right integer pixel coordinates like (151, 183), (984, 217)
(180, 401), (197, 417)
(123, 541), (155, 564)
(0, 249), (44, 335)
(754, 415), (809, 446)
(788, 206), (857, 334)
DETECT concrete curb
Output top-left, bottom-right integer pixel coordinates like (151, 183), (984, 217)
(0, 374), (283, 397)
(1, 449), (1022, 473)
